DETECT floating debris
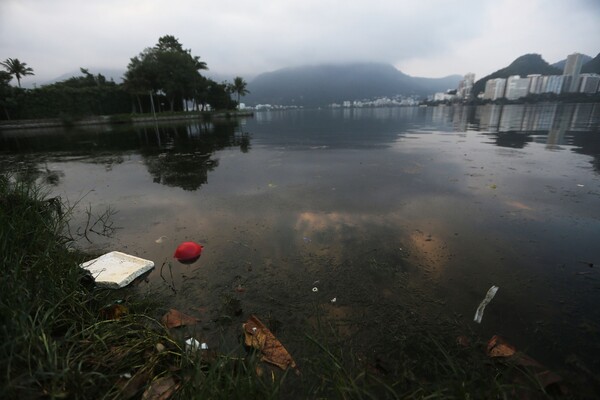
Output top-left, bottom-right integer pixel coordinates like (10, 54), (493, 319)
(312, 287), (318, 293)
(474, 285), (499, 323)
(80, 251), (154, 289)
(243, 315), (297, 371)
(174, 241), (203, 263)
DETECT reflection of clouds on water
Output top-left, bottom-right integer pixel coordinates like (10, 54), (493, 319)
(293, 208), (454, 280)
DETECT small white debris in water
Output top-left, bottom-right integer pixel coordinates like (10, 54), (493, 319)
(312, 287), (318, 292)
(331, 297), (337, 303)
(577, 184), (585, 187)
(155, 236), (167, 243)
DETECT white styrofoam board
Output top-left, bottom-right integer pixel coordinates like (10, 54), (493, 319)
(80, 251), (154, 289)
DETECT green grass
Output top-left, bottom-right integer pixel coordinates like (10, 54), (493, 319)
(0, 174), (585, 399)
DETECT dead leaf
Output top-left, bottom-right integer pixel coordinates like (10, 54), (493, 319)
(161, 308), (199, 329)
(456, 335), (470, 348)
(486, 335), (564, 392)
(243, 315), (297, 371)
(99, 304), (128, 320)
(486, 335), (516, 358)
(142, 375), (180, 400)
(117, 370), (151, 399)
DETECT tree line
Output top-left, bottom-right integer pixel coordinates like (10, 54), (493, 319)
(0, 35), (249, 120)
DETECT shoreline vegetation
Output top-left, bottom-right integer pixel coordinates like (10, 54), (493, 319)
(2, 176), (598, 398)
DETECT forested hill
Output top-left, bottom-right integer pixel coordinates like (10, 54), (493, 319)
(244, 63), (461, 107)
(472, 54), (561, 96)
(582, 53), (600, 73)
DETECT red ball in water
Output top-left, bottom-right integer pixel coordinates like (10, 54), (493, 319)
(174, 241), (203, 263)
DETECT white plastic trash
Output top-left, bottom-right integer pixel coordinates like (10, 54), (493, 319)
(474, 285), (499, 324)
(185, 338), (201, 353)
(79, 251), (154, 289)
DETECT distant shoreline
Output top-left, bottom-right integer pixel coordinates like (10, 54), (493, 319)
(0, 110), (254, 131)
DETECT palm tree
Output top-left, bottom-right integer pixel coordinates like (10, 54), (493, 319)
(0, 58), (34, 88)
(230, 76), (249, 106)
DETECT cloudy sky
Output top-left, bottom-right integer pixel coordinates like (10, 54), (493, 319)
(1, 0), (599, 86)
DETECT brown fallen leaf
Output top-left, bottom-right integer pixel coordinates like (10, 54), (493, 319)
(243, 315), (297, 371)
(486, 335), (516, 358)
(456, 335), (470, 348)
(161, 308), (199, 329)
(99, 304), (128, 320)
(142, 375), (180, 400)
(117, 370), (152, 399)
(486, 335), (565, 393)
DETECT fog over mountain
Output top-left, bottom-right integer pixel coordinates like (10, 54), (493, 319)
(244, 63), (461, 107)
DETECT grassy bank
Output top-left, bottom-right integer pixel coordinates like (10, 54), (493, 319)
(0, 174), (586, 399)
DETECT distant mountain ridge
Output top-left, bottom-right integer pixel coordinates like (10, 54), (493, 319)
(245, 63), (461, 106)
(581, 53), (600, 73)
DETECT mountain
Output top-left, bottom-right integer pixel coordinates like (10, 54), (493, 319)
(244, 63), (461, 106)
(472, 54), (561, 96)
(35, 68), (126, 88)
(551, 54), (592, 71)
(581, 53), (600, 74)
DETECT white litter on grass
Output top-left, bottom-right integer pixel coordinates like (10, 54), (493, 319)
(185, 338), (201, 353)
(330, 297), (337, 303)
(312, 287), (318, 292)
(474, 285), (499, 324)
(79, 251), (154, 289)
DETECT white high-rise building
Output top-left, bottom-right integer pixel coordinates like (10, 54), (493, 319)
(505, 75), (531, 100)
(579, 74), (600, 93)
(483, 78), (506, 100)
(457, 73), (475, 99)
(543, 75), (565, 94)
(528, 74), (544, 94)
(563, 53), (584, 92)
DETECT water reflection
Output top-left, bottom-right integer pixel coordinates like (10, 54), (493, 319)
(0, 119), (250, 190)
(439, 103), (600, 172)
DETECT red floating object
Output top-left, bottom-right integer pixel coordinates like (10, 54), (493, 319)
(174, 241), (203, 263)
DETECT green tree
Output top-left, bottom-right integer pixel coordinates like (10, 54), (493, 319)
(206, 80), (236, 110)
(124, 35), (208, 113)
(0, 58), (34, 88)
(229, 76), (250, 106)
(0, 71), (17, 119)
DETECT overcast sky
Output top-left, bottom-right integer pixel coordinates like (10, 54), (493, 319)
(1, 0), (599, 86)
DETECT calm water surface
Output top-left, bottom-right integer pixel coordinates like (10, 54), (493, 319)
(2, 103), (600, 373)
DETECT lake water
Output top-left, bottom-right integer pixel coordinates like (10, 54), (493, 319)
(2, 103), (600, 375)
